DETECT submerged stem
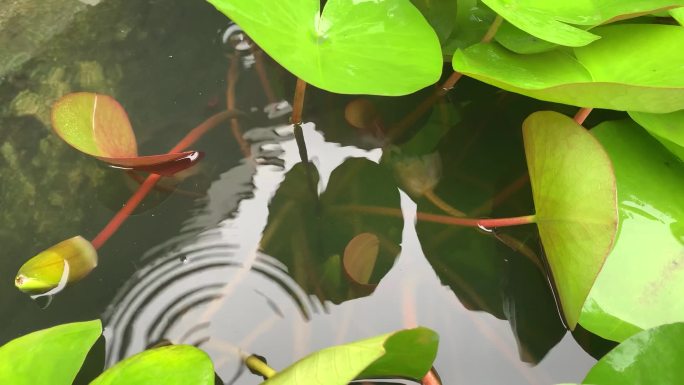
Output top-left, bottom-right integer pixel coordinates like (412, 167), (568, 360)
(424, 189), (466, 217)
(341, 204), (536, 228)
(573, 107), (593, 126)
(253, 49), (278, 104)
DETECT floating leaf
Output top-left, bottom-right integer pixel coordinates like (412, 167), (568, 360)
(207, 0), (442, 96)
(494, 21), (559, 54)
(523, 111), (618, 329)
(453, 24), (684, 113)
(584, 323), (684, 384)
(52, 93), (202, 175)
(90, 345), (214, 385)
(0, 320), (102, 385)
(578, 120), (684, 342)
(15, 235), (98, 295)
(263, 327), (438, 385)
(442, 0), (497, 54)
(629, 110), (684, 162)
(343, 233), (380, 285)
(481, 0), (684, 47)
(672, 7), (684, 24)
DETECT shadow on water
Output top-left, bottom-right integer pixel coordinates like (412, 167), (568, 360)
(0, 1), (613, 384)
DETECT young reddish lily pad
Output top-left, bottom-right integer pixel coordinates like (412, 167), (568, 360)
(523, 111), (618, 329)
(52, 93), (201, 175)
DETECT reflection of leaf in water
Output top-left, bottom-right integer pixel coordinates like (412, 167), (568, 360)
(502, 236), (566, 363)
(413, 94), (565, 363)
(260, 158), (402, 303)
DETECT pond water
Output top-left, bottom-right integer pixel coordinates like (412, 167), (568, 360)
(0, 1), (611, 384)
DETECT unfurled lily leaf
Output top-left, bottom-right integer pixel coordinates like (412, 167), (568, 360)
(578, 120), (684, 342)
(584, 323), (684, 384)
(207, 0), (442, 96)
(523, 111), (618, 329)
(629, 110), (684, 162)
(90, 345), (214, 385)
(262, 328), (438, 385)
(15, 235), (97, 295)
(343, 233), (380, 285)
(453, 24), (684, 113)
(481, 0), (684, 47)
(52, 93), (202, 175)
(0, 320), (102, 385)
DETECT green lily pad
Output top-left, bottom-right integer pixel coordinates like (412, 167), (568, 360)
(481, 0), (684, 47)
(207, 0), (442, 96)
(0, 320), (102, 385)
(494, 21), (560, 54)
(90, 345), (214, 385)
(263, 327), (438, 385)
(261, 158), (403, 303)
(584, 323), (684, 384)
(15, 235), (98, 295)
(52, 93), (201, 175)
(523, 111), (618, 329)
(453, 24), (684, 113)
(578, 120), (684, 342)
(672, 7), (684, 24)
(629, 110), (684, 162)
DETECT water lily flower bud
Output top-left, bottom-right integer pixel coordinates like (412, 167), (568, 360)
(15, 236), (98, 295)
